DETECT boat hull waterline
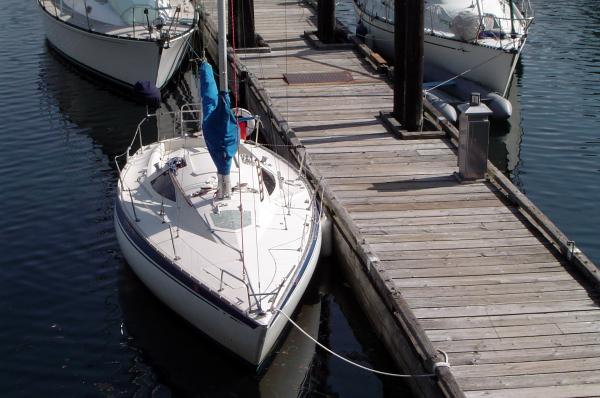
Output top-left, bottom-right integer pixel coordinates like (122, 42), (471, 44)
(39, 1), (194, 89)
(353, 0), (533, 97)
(354, 2), (526, 97)
(115, 203), (321, 365)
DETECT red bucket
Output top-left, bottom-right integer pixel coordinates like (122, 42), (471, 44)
(239, 121), (247, 141)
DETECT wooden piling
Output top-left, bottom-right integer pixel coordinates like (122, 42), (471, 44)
(317, 0), (336, 43)
(229, 0), (257, 48)
(393, 0), (407, 123)
(404, 0), (424, 131)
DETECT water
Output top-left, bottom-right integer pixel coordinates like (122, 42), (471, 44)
(509, 0), (600, 263)
(1, 0), (599, 397)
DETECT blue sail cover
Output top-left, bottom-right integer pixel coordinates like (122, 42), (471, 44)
(200, 62), (239, 176)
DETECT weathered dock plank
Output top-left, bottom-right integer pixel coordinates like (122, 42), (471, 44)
(383, 253), (563, 268)
(466, 384), (600, 398)
(435, 332), (600, 352)
(389, 262), (566, 278)
(401, 281), (586, 298)
(460, 371), (600, 391)
(200, 1), (600, 396)
(452, 342), (600, 364)
(453, 357), (600, 378)
(420, 310), (600, 329)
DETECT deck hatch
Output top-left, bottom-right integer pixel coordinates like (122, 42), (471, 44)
(210, 210), (252, 230)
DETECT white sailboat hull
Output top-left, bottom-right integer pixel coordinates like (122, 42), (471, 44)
(425, 34), (520, 98)
(40, 3), (193, 89)
(257, 230), (321, 363)
(356, 8), (522, 96)
(115, 189), (322, 366)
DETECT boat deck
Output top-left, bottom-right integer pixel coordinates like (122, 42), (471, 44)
(39, 0), (195, 40)
(201, 0), (600, 396)
(118, 138), (317, 323)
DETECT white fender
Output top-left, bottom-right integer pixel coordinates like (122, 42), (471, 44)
(320, 210), (333, 258)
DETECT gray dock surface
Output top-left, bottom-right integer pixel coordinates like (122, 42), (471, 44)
(201, 1), (600, 396)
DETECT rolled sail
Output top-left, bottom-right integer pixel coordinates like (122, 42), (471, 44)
(200, 62), (239, 176)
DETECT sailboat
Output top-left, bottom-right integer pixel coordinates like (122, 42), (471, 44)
(38, 0), (197, 90)
(354, 0), (534, 97)
(114, 0), (322, 366)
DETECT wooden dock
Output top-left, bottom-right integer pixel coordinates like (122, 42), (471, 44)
(200, 1), (600, 396)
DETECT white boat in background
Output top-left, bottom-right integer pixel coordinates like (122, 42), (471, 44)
(114, 40), (322, 364)
(354, 0), (534, 96)
(38, 0), (197, 90)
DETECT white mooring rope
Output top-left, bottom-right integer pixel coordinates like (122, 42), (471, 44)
(275, 309), (450, 378)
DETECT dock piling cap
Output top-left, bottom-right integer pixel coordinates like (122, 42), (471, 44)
(458, 92), (493, 117)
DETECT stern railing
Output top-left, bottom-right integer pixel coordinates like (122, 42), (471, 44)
(42, 0), (196, 40)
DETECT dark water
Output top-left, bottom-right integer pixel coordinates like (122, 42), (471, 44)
(2, 0), (599, 397)
(508, 1), (600, 264)
(0, 2), (410, 397)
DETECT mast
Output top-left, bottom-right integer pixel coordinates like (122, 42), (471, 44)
(508, 0), (516, 38)
(217, 0), (228, 92)
(216, 0), (232, 198)
(474, 0), (482, 32)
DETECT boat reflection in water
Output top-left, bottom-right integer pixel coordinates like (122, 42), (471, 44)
(118, 262), (322, 397)
(489, 66), (524, 176)
(38, 42), (199, 160)
(118, 258), (412, 397)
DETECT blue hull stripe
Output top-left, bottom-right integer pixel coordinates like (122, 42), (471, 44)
(116, 193), (321, 333)
(115, 200), (261, 329)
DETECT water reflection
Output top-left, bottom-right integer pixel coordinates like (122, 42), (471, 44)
(40, 46), (142, 152)
(38, 43), (201, 162)
(488, 65), (524, 175)
(118, 263), (320, 397)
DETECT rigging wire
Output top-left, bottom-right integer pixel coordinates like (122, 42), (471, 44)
(284, 0), (292, 215)
(423, 39), (517, 94)
(228, 0), (249, 282)
(249, 142), (263, 292)
(229, 0), (263, 297)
